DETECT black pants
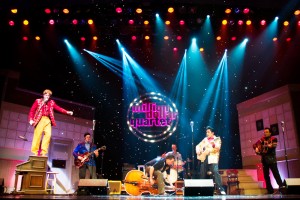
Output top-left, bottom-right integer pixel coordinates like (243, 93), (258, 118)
(262, 161), (283, 194)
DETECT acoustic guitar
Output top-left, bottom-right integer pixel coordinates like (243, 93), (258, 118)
(124, 170), (158, 196)
(74, 145), (106, 168)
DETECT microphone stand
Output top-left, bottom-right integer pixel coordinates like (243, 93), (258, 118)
(190, 122), (195, 178)
(99, 152), (104, 178)
(281, 123), (290, 178)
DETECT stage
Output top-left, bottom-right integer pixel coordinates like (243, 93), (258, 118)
(1, 194), (300, 200)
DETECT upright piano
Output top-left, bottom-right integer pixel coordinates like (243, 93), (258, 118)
(13, 155), (48, 194)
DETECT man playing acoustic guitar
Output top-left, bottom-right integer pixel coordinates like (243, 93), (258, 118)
(73, 132), (99, 179)
(195, 126), (226, 195)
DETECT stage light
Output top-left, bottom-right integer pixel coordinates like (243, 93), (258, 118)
(80, 37), (86, 41)
(136, 8), (142, 14)
(260, 20), (266, 26)
(222, 19), (228, 25)
(165, 20), (171, 25)
(207, 15), (210, 18)
(72, 19), (78, 25)
(234, 8), (240, 14)
(283, 21), (289, 26)
(273, 37), (278, 41)
(164, 36), (169, 40)
(179, 20), (185, 25)
(128, 19), (134, 24)
(286, 37), (291, 42)
(23, 20), (29, 25)
(116, 7), (122, 13)
(216, 36), (221, 40)
(298, 21), (300, 26)
(88, 19), (94, 25)
(8, 20), (15, 26)
(231, 36), (237, 41)
(294, 10), (300, 16)
(44, 8), (51, 14)
(173, 47), (178, 51)
(200, 47), (204, 52)
(11, 9), (17, 14)
(131, 36), (137, 40)
(144, 20), (149, 25)
(225, 8), (231, 14)
(93, 36), (98, 41)
(63, 9), (69, 14)
(168, 7), (174, 13)
(246, 20), (251, 25)
(145, 35), (150, 40)
(49, 19), (55, 25)
(243, 8), (250, 14)
(35, 36), (41, 41)
(22, 36), (28, 41)
(238, 20), (244, 25)
(176, 36), (182, 40)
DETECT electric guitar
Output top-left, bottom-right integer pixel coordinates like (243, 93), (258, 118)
(74, 145), (106, 168)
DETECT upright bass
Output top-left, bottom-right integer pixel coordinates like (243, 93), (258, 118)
(123, 170), (158, 196)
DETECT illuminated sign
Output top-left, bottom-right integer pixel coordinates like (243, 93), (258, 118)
(127, 92), (179, 142)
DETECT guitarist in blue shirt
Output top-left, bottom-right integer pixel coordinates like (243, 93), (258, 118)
(73, 132), (99, 179)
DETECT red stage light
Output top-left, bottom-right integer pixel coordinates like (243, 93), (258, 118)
(23, 36), (28, 41)
(128, 19), (134, 25)
(286, 38), (291, 42)
(260, 20), (266, 26)
(238, 20), (244, 25)
(49, 19), (55, 25)
(176, 36), (182, 40)
(72, 19), (78, 25)
(80, 37), (86, 41)
(173, 47), (178, 52)
(179, 20), (185, 25)
(231, 36), (237, 41)
(8, 20), (15, 26)
(243, 8), (250, 14)
(116, 7), (122, 13)
(131, 36), (137, 40)
(44, 8), (51, 14)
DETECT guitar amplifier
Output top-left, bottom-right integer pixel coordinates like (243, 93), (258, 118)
(77, 179), (108, 195)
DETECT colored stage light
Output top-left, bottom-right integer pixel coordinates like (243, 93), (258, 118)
(243, 8), (250, 14)
(225, 8), (231, 14)
(179, 20), (185, 25)
(286, 37), (291, 42)
(22, 36), (28, 41)
(144, 20), (149, 25)
(80, 37), (86, 41)
(200, 48), (204, 52)
(216, 36), (221, 40)
(93, 36), (98, 41)
(128, 19), (134, 24)
(49, 19), (55, 25)
(11, 9), (17, 14)
(222, 19), (228, 25)
(8, 20), (15, 26)
(168, 7), (174, 13)
(238, 20), (244, 25)
(136, 8), (142, 14)
(260, 20), (266, 26)
(23, 20), (29, 25)
(298, 21), (300, 26)
(231, 36), (237, 41)
(72, 19), (78, 25)
(164, 36), (169, 40)
(44, 8), (51, 14)
(88, 19), (93, 25)
(116, 7), (122, 13)
(246, 20), (251, 25)
(165, 20), (171, 25)
(131, 36), (137, 40)
(273, 37), (278, 41)
(176, 36), (182, 40)
(173, 47), (177, 51)
(35, 36), (41, 41)
(294, 10), (300, 16)
(63, 9), (69, 14)
(145, 35), (150, 40)
(283, 21), (289, 26)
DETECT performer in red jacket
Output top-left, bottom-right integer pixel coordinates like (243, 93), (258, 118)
(28, 89), (73, 156)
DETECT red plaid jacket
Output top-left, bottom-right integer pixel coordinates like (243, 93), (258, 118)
(28, 98), (68, 127)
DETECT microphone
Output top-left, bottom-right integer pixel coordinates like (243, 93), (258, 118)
(190, 121), (194, 132)
(93, 120), (96, 131)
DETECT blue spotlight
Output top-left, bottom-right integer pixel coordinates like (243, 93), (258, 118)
(275, 16), (279, 21)
(207, 15), (210, 19)
(192, 38), (197, 43)
(156, 13), (159, 17)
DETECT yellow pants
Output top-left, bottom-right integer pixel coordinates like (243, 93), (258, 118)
(31, 116), (51, 155)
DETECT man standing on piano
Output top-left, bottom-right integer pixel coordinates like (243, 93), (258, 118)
(29, 89), (73, 156)
(73, 132), (99, 179)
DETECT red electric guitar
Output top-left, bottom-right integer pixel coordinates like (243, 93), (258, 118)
(74, 145), (106, 168)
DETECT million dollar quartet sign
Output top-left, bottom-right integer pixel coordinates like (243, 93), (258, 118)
(127, 92), (179, 142)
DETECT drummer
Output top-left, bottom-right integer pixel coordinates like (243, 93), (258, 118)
(164, 144), (185, 179)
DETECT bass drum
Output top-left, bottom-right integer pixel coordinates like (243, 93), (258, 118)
(163, 168), (178, 184)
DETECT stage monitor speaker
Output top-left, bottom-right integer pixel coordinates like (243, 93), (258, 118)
(77, 179), (108, 195)
(283, 178), (300, 194)
(184, 179), (214, 196)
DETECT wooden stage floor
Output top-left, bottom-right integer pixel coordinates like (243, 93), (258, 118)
(1, 194), (300, 200)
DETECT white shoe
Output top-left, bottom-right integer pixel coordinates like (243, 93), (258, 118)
(220, 191), (226, 195)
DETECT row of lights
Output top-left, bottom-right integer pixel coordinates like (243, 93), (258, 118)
(20, 35), (293, 43)
(7, 18), (300, 27)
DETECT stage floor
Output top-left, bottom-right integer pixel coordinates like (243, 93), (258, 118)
(1, 194), (300, 200)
